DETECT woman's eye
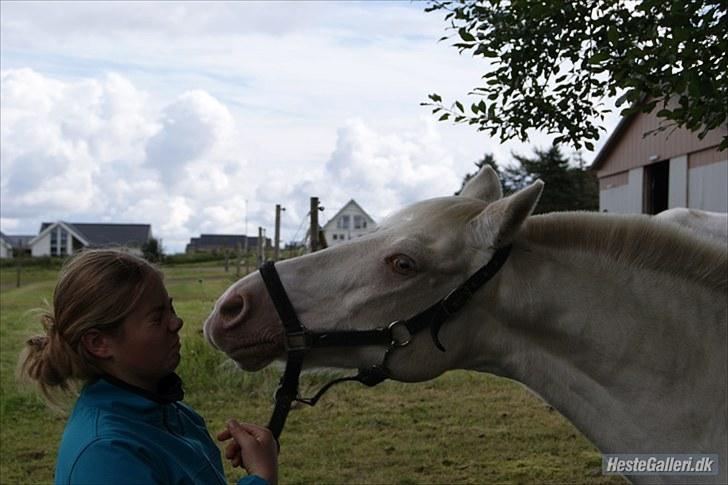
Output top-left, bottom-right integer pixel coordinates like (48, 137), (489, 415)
(386, 254), (417, 275)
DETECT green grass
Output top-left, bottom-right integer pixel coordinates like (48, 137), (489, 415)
(0, 263), (623, 484)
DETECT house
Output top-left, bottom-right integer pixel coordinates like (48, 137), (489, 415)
(0, 232), (13, 259)
(322, 200), (377, 247)
(185, 234), (271, 254)
(591, 108), (727, 214)
(1, 232), (37, 259)
(29, 222), (152, 257)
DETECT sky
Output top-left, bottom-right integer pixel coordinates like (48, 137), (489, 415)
(0, 1), (621, 253)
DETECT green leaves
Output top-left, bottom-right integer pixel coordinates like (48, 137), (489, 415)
(424, 0), (728, 151)
(587, 51), (609, 64)
(458, 27), (476, 42)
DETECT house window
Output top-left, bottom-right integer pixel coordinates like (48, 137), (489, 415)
(354, 215), (364, 229)
(50, 228), (57, 255)
(60, 228), (68, 255)
(332, 234), (338, 240)
(50, 227), (68, 256)
(337, 215), (350, 229)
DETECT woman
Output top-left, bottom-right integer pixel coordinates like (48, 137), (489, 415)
(19, 249), (278, 484)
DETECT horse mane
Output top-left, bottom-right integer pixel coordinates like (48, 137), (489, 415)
(519, 212), (728, 293)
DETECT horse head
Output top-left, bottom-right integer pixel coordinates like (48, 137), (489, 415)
(203, 167), (542, 381)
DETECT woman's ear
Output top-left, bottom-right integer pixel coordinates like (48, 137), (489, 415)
(81, 329), (114, 360)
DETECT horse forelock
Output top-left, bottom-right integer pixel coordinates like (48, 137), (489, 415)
(519, 212), (728, 293)
(379, 197), (486, 232)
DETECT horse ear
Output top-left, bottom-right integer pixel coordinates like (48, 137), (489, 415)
(460, 166), (503, 204)
(469, 180), (544, 248)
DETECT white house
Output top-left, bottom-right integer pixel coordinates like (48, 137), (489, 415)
(322, 200), (377, 247)
(0, 232), (13, 259)
(591, 107), (727, 214)
(29, 222), (152, 257)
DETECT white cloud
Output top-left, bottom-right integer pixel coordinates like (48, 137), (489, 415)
(321, 118), (459, 216)
(250, 117), (461, 240)
(0, 69), (253, 250)
(1, 3), (621, 253)
(145, 90), (236, 184)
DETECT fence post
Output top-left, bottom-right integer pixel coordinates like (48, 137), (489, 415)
(310, 197), (319, 253)
(235, 243), (241, 278)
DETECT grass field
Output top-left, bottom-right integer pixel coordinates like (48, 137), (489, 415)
(0, 261), (623, 484)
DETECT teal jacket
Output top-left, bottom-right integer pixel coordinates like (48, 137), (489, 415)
(55, 375), (267, 485)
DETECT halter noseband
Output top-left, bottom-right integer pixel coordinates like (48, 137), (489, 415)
(258, 245), (512, 442)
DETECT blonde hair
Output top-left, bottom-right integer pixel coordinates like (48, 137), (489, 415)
(18, 249), (162, 405)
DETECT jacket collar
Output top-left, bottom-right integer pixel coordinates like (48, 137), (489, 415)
(98, 373), (185, 404)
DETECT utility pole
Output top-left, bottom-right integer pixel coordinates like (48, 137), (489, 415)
(258, 226), (264, 266)
(274, 204), (285, 261)
(310, 197), (319, 252)
(244, 199), (249, 275)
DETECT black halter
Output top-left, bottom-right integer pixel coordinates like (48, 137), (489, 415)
(258, 245), (512, 442)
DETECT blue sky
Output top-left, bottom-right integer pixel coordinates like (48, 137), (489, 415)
(0, 1), (620, 253)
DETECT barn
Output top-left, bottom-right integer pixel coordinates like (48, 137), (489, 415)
(591, 109), (727, 214)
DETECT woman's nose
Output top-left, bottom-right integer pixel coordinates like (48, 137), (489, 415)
(170, 314), (184, 332)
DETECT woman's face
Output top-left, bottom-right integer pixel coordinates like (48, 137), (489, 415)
(105, 274), (183, 391)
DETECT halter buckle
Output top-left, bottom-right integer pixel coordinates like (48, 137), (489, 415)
(388, 320), (411, 347)
(284, 330), (311, 352)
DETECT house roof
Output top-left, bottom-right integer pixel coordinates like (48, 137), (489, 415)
(2, 233), (35, 248)
(187, 234), (270, 248)
(323, 199), (377, 231)
(34, 222), (151, 247)
(590, 112), (637, 172)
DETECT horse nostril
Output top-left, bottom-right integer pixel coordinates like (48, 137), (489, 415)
(218, 293), (246, 325)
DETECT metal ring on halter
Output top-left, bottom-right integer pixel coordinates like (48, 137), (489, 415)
(388, 320), (411, 347)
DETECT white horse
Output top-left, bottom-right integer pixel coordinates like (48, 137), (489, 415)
(654, 208), (728, 243)
(204, 169), (727, 484)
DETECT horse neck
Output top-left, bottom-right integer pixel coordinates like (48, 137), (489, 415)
(461, 220), (727, 459)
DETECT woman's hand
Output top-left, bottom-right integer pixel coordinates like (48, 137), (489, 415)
(216, 420), (278, 485)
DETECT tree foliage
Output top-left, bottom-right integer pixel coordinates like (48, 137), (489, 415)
(142, 237), (164, 263)
(457, 148), (599, 213)
(424, 0), (728, 150)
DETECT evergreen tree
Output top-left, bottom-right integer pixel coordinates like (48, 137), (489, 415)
(458, 147), (599, 213)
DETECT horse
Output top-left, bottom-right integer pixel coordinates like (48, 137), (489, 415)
(654, 208), (728, 244)
(204, 168), (727, 484)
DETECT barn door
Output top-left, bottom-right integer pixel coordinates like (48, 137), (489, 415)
(643, 160), (669, 214)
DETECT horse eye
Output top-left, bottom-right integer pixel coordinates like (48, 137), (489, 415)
(386, 254), (417, 275)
